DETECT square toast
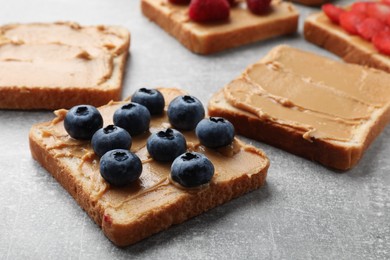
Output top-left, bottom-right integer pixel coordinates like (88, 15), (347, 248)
(29, 88), (269, 246)
(0, 22), (130, 110)
(208, 45), (390, 170)
(141, 0), (298, 54)
(304, 11), (390, 73)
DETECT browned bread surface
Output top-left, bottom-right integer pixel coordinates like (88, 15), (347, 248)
(141, 0), (298, 54)
(304, 12), (390, 73)
(29, 88), (269, 246)
(0, 22), (130, 110)
(208, 45), (390, 170)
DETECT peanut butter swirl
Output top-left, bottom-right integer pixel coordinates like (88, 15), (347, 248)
(0, 22), (129, 88)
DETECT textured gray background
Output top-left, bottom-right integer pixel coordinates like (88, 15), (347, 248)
(1, 0), (389, 259)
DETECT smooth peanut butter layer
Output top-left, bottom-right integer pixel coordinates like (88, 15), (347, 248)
(224, 79), (357, 142)
(141, 0), (298, 54)
(304, 12), (390, 73)
(0, 22), (130, 109)
(0, 22), (128, 88)
(29, 88), (269, 246)
(209, 45), (390, 169)
(260, 45), (390, 106)
(245, 63), (374, 120)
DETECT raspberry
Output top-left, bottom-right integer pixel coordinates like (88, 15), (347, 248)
(322, 4), (345, 24)
(246, 0), (272, 15)
(367, 2), (390, 23)
(351, 2), (372, 14)
(357, 17), (387, 40)
(339, 11), (366, 35)
(168, 0), (190, 4)
(228, 0), (239, 7)
(189, 0), (230, 23)
(372, 30), (390, 55)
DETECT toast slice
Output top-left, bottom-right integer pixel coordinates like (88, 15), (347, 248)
(29, 88), (269, 246)
(141, 0), (298, 54)
(304, 11), (390, 73)
(0, 22), (130, 110)
(208, 45), (390, 170)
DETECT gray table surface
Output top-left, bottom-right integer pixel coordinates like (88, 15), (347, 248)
(1, 0), (389, 259)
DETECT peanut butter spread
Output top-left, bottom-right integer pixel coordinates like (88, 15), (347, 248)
(0, 22), (129, 88)
(33, 89), (268, 224)
(152, 0), (297, 34)
(223, 46), (390, 142)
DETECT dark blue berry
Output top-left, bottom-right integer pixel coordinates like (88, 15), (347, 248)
(64, 105), (103, 140)
(91, 125), (132, 157)
(131, 88), (165, 115)
(167, 95), (205, 131)
(195, 117), (235, 148)
(171, 152), (214, 188)
(100, 149), (142, 186)
(147, 128), (187, 162)
(113, 102), (151, 136)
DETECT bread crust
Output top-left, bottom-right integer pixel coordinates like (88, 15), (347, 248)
(141, 0), (298, 55)
(304, 13), (390, 73)
(29, 88), (269, 246)
(0, 23), (130, 110)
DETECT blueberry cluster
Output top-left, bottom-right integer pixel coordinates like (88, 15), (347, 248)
(64, 88), (166, 186)
(164, 95), (235, 188)
(64, 89), (236, 189)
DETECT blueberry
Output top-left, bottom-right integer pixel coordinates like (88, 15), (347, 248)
(113, 102), (151, 136)
(147, 128), (187, 162)
(167, 95), (205, 131)
(195, 117), (235, 148)
(91, 125), (132, 157)
(131, 88), (165, 115)
(100, 149), (142, 186)
(64, 105), (103, 140)
(171, 152), (214, 188)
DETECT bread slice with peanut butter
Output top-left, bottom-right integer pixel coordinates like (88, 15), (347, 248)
(208, 45), (390, 170)
(0, 22), (130, 110)
(141, 0), (298, 55)
(29, 87), (269, 246)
